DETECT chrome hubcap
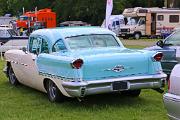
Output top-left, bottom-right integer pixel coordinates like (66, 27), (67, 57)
(135, 34), (140, 39)
(9, 68), (16, 84)
(49, 82), (56, 100)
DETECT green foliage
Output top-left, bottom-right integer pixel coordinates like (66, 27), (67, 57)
(0, 0), (164, 25)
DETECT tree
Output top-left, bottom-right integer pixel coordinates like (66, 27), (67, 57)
(0, 0), (164, 25)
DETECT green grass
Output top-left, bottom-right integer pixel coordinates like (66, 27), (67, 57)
(125, 45), (146, 49)
(0, 46), (168, 120)
(123, 38), (160, 42)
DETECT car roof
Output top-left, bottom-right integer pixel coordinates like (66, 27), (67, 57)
(30, 26), (116, 46)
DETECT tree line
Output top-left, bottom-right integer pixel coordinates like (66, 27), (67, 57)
(0, 0), (164, 25)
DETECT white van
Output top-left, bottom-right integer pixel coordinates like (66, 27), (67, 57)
(120, 7), (180, 39)
(101, 15), (126, 35)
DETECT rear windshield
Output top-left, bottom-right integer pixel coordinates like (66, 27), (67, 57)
(66, 34), (120, 49)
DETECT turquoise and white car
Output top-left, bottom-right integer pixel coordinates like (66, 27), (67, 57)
(4, 27), (167, 102)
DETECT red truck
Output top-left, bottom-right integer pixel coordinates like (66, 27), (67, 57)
(16, 8), (56, 30)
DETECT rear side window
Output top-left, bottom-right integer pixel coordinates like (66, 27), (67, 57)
(169, 15), (179, 23)
(52, 39), (66, 52)
(29, 37), (49, 54)
(41, 38), (49, 53)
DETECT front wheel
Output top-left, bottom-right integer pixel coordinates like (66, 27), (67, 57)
(47, 80), (65, 102)
(134, 33), (141, 40)
(121, 90), (141, 97)
(8, 65), (19, 86)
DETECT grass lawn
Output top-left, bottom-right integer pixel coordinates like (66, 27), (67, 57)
(0, 44), (168, 120)
(125, 45), (146, 49)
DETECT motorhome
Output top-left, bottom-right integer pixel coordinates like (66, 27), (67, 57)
(120, 7), (180, 39)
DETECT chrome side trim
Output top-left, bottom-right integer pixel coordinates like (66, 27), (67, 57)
(161, 60), (178, 63)
(167, 114), (180, 120)
(164, 93), (180, 102)
(163, 93), (180, 120)
(9, 60), (28, 66)
(39, 71), (78, 81)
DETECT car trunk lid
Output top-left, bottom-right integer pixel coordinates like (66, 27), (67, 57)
(75, 48), (150, 80)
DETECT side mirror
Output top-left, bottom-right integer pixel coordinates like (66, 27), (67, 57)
(156, 40), (164, 48)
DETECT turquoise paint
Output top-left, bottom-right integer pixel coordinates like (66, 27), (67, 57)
(34, 27), (163, 81)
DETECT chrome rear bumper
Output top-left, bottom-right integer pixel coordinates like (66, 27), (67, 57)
(62, 73), (167, 97)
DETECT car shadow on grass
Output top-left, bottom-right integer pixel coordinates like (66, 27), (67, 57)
(2, 80), (157, 109)
(67, 93), (148, 108)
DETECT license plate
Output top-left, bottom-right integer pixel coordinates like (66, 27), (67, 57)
(112, 81), (128, 91)
(121, 34), (125, 36)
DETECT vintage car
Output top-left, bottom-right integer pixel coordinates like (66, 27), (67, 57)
(4, 27), (167, 102)
(0, 27), (28, 44)
(163, 64), (180, 120)
(145, 30), (180, 75)
(0, 39), (28, 53)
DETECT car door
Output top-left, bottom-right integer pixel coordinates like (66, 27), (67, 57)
(20, 36), (49, 90)
(137, 17), (146, 35)
(18, 36), (41, 88)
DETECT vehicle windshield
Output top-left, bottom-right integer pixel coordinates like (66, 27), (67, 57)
(127, 17), (140, 25)
(66, 34), (120, 50)
(164, 31), (180, 45)
(20, 16), (28, 20)
(8, 29), (18, 36)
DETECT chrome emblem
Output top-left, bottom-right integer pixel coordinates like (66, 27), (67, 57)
(105, 65), (125, 72)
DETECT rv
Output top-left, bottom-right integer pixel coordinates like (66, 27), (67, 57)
(120, 7), (180, 39)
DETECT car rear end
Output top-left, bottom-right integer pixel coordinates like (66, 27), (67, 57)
(62, 49), (167, 97)
(163, 64), (180, 120)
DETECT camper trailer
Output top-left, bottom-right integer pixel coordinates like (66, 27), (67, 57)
(120, 7), (180, 39)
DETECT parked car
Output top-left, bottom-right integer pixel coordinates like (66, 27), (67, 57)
(163, 64), (180, 120)
(0, 27), (28, 44)
(4, 27), (166, 102)
(59, 21), (91, 27)
(145, 30), (180, 75)
(0, 39), (28, 53)
(0, 24), (11, 28)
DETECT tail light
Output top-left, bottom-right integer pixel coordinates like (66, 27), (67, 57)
(153, 52), (163, 61)
(71, 59), (83, 69)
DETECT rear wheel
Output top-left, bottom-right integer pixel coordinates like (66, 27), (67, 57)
(7, 65), (19, 86)
(134, 33), (141, 40)
(46, 80), (65, 102)
(121, 90), (141, 97)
